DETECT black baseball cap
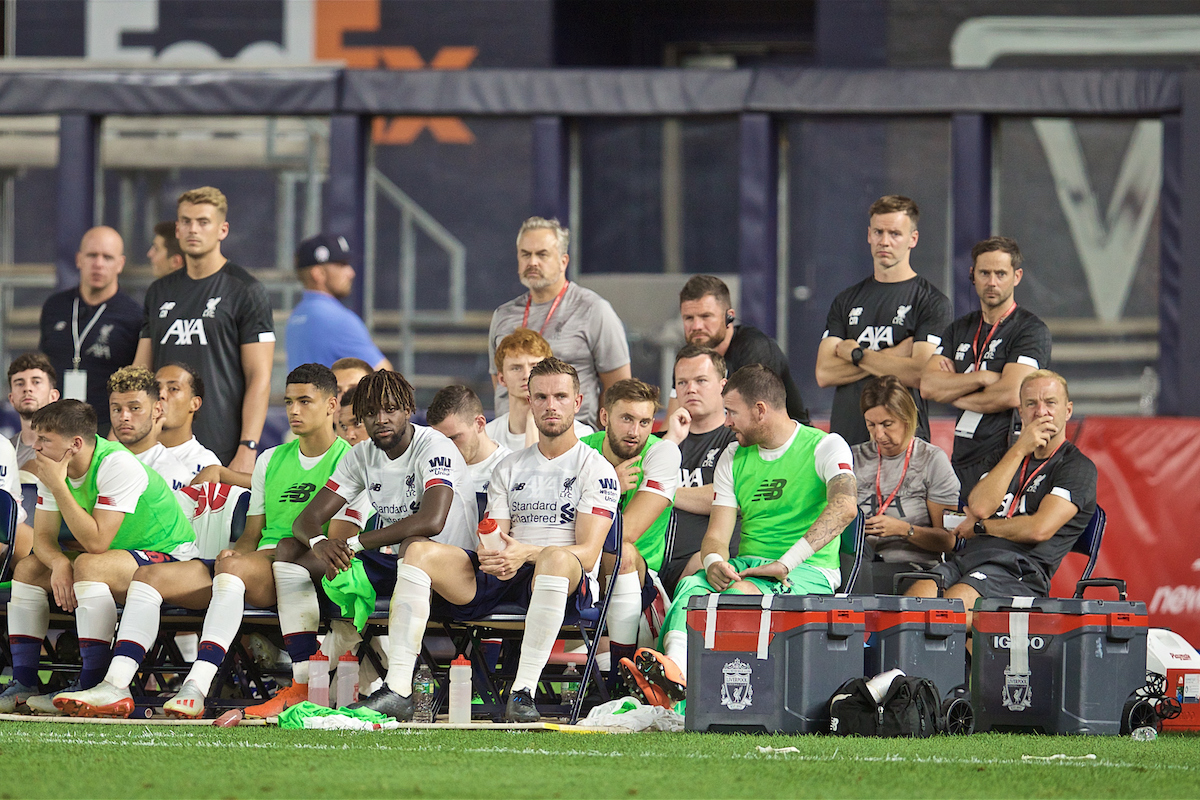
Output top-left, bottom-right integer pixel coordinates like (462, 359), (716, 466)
(296, 233), (352, 269)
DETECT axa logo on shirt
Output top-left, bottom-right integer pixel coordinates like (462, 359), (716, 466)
(161, 318), (208, 346)
(856, 326), (894, 351)
(751, 478), (787, 502)
(680, 467), (704, 488)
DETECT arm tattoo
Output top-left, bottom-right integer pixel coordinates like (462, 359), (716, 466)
(803, 473), (859, 552)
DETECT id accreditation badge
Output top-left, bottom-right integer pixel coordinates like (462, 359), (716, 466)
(63, 369), (87, 401)
(954, 410), (982, 439)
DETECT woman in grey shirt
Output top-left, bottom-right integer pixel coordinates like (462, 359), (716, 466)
(852, 376), (960, 593)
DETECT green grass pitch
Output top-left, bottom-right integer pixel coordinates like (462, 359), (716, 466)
(0, 723), (1197, 799)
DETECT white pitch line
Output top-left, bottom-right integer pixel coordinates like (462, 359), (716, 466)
(0, 727), (1192, 772)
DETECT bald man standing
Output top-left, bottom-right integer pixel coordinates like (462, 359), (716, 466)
(39, 226), (143, 433)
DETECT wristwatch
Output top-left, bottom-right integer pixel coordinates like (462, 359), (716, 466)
(906, 525), (915, 538)
(974, 519), (987, 536)
(239, 439), (259, 451)
(851, 347), (865, 366)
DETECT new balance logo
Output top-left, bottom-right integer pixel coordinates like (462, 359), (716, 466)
(158, 301), (176, 318)
(203, 297), (222, 318)
(848, 306), (863, 326)
(955, 342), (972, 361)
(280, 482), (317, 503)
(856, 326), (894, 351)
(514, 482), (526, 492)
(370, 483), (382, 492)
(161, 318), (208, 346)
(751, 478), (787, 501)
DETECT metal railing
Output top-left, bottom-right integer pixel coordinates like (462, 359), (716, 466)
(364, 166), (467, 376)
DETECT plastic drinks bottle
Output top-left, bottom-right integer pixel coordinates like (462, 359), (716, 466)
(337, 651), (360, 707)
(413, 664), (435, 723)
(448, 655), (472, 724)
(309, 651), (331, 708)
(478, 517), (505, 551)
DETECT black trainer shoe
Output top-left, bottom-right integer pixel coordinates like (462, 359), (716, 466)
(505, 688), (540, 723)
(348, 683), (414, 721)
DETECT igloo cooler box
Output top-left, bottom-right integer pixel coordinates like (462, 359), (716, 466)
(684, 594), (864, 733)
(971, 579), (1148, 735)
(862, 592), (968, 700)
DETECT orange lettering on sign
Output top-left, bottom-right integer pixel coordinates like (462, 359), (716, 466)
(316, 0), (477, 145)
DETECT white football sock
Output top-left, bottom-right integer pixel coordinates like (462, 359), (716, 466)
(273, 561), (320, 683)
(606, 571), (642, 647)
(663, 629), (688, 681)
(384, 564), (432, 696)
(8, 581), (49, 640)
(512, 575), (569, 694)
(106, 581), (163, 688)
(185, 573), (246, 693)
(74, 581), (118, 648)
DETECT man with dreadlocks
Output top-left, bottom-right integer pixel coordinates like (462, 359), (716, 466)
(261, 369), (477, 717)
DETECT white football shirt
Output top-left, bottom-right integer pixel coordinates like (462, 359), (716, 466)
(325, 425), (477, 552)
(486, 440), (620, 572)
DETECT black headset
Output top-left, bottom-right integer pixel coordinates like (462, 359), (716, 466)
(725, 309), (735, 327)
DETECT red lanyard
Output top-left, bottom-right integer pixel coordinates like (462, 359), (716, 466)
(1005, 440), (1065, 518)
(971, 302), (1017, 372)
(875, 439), (915, 515)
(522, 280), (570, 334)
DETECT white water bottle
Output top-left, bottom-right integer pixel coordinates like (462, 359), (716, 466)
(449, 655), (472, 724)
(309, 651), (331, 708)
(337, 650), (360, 707)
(478, 517), (505, 552)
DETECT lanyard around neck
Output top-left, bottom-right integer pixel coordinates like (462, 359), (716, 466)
(522, 281), (570, 334)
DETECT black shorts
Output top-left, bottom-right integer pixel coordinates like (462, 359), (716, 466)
(358, 549), (400, 597)
(931, 549), (1050, 599)
(429, 549), (594, 622)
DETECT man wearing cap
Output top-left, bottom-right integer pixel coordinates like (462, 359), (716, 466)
(286, 234), (392, 372)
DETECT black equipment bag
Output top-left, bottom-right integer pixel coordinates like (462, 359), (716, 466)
(828, 675), (944, 737)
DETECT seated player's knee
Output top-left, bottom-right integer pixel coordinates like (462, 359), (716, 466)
(905, 578), (939, 598)
(131, 563), (169, 592)
(71, 552), (104, 581)
(727, 579), (761, 595)
(618, 546), (643, 575)
(534, 545), (578, 577)
(401, 539), (438, 569)
(12, 552), (45, 583)
(274, 536), (306, 564)
(215, 551), (252, 580)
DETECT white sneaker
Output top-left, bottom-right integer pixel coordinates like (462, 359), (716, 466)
(163, 681), (207, 719)
(53, 681), (134, 718)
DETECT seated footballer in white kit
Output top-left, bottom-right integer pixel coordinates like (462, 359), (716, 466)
(382, 357), (620, 722)
(271, 369), (478, 718)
